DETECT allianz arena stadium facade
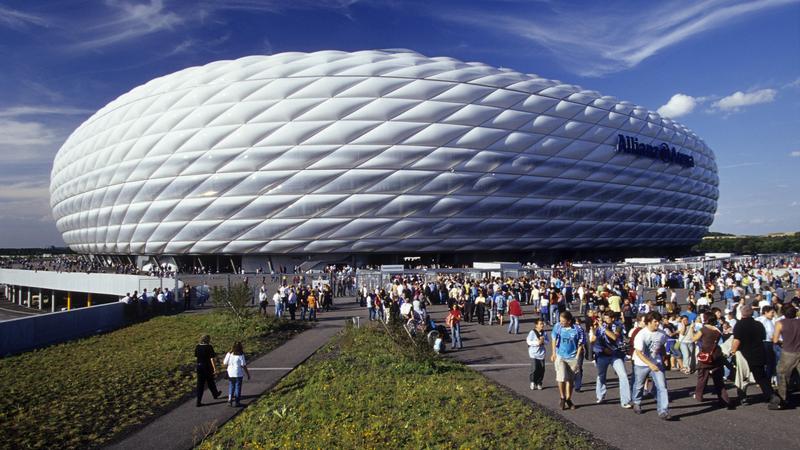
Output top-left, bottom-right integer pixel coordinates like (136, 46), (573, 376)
(50, 50), (718, 262)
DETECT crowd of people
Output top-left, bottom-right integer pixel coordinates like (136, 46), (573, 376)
(356, 256), (800, 418)
(119, 287), (182, 317)
(258, 282), (336, 322)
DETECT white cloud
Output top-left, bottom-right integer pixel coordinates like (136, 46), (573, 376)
(712, 88), (777, 111)
(0, 106), (93, 118)
(0, 5), (49, 29)
(0, 120), (58, 148)
(440, 0), (799, 76)
(657, 93), (698, 118)
(71, 0), (183, 50)
(790, 151), (800, 157)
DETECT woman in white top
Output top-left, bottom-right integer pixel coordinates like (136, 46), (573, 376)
(223, 342), (251, 407)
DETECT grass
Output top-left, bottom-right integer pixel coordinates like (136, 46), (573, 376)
(0, 311), (305, 450)
(200, 324), (596, 450)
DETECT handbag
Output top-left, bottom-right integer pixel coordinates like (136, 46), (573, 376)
(696, 329), (719, 364)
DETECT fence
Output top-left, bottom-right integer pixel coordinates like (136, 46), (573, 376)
(354, 253), (799, 293)
(0, 302), (128, 356)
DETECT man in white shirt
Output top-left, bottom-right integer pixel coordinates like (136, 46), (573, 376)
(756, 306), (777, 382)
(273, 290), (283, 318)
(631, 311), (672, 420)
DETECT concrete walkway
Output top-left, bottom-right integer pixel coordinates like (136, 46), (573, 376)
(427, 301), (800, 450)
(106, 299), (360, 450)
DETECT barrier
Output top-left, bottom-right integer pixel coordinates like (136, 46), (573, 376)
(0, 302), (128, 356)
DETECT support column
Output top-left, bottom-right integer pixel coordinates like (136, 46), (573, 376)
(51, 291), (56, 313)
(39, 289), (43, 310)
(18, 286), (22, 305)
(27, 288), (31, 308)
(67, 292), (71, 311)
(87, 293), (92, 307)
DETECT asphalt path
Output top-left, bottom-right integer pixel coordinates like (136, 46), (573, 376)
(0, 302), (43, 321)
(426, 293), (800, 450)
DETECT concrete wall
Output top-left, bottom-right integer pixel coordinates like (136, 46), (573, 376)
(0, 269), (180, 296)
(0, 302), (128, 356)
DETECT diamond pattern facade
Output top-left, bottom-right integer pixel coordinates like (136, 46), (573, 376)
(50, 50), (719, 255)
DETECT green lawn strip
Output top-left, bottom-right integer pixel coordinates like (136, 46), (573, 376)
(201, 325), (596, 450)
(0, 312), (306, 450)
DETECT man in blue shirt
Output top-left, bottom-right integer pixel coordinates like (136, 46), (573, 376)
(591, 311), (632, 408)
(551, 311), (583, 410)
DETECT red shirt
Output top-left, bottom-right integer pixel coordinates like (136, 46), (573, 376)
(508, 299), (523, 317)
(448, 309), (462, 326)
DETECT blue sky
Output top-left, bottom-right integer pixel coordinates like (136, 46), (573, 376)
(0, 0), (798, 247)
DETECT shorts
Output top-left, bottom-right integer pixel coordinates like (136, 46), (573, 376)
(555, 356), (579, 383)
(497, 308), (506, 314)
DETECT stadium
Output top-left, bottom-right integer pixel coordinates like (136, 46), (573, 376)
(49, 50), (719, 267)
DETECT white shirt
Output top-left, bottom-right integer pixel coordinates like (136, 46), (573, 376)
(756, 316), (775, 341)
(633, 328), (667, 367)
(223, 353), (247, 378)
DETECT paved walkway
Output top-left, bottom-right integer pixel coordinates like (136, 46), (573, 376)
(427, 301), (799, 450)
(0, 301), (45, 321)
(107, 300), (360, 450)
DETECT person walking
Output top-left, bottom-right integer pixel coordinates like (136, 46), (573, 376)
(692, 312), (733, 408)
(287, 288), (297, 320)
(508, 294), (523, 334)
(677, 315), (695, 374)
(195, 334), (222, 407)
(223, 341), (251, 407)
(307, 290), (318, 322)
(273, 289), (283, 318)
(772, 306), (799, 409)
(527, 319), (548, 390)
(551, 311), (583, 410)
(258, 286), (268, 317)
(631, 312), (672, 420)
(730, 305), (780, 408)
(475, 290), (487, 325)
(446, 304), (463, 350)
(590, 311), (632, 408)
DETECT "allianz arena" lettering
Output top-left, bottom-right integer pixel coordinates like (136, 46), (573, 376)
(616, 134), (695, 168)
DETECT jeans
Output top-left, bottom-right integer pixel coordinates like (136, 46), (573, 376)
(680, 342), (695, 371)
(632, 365), (669, 414)
(300, 306), (308, 321)
(540, 306), (549, 324)
(508, 315), (520, 334)
(763, 342), (776, 380)
(574, 354), (584, 390)
(275, 302), (283, 318)
(550, 306), (560, 325)
(228, 376), (243, 403)
(368, 307), (376, 321)
(596, 354), (631, 405)
(309, 307), (317, 321)
(451, 323), (462, 349)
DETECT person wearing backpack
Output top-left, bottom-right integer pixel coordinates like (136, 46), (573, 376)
(527, 319), (548, 390)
